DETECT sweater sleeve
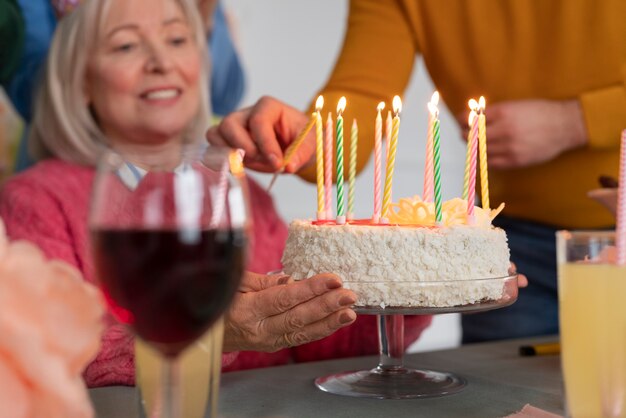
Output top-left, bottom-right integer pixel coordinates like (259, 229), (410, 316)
(579, 64), (626, 149)
(0, 177), (79, 267)
(299, 0), (418, 183)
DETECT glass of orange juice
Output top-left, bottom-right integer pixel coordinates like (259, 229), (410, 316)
(557, 230), (626, 418)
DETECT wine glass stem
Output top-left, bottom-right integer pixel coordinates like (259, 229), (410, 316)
(160, 358), (181, 418)
(376, 314), (405, 370)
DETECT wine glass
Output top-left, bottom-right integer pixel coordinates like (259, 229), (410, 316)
(90, 144), (248, 417)
(315, 274), (519, 399)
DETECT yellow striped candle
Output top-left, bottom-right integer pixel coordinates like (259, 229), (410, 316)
(324, 112), (333, 218)
(314, 96), (325, 220)
(385, 110), (392, 169)
(336, 97), (347, 224)
(478, 96), (490, 210)
(382, 96), (402, 222)
(347, 119), (358, 220)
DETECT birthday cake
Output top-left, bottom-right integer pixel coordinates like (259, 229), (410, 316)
(281, 198), (511, 308)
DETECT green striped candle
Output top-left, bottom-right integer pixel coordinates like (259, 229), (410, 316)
(348, 119), (358, 220)
(335, 97), (346, 224)
(429, 103), (443, 224)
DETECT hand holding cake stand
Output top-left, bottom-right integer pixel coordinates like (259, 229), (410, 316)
(314, 274), (519, 399)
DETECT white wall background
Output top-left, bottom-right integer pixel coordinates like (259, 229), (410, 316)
(225, 0), (466, 352)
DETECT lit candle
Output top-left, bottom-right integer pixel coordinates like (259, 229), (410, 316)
(462, 99), (478, 201)
(466, 108), (479, 222)
(348, 119), (358, 221)
(428, 100), (443, 224)
(336, 97), (347, 224)
(324, 112), (333, 219)
(267, 108), (316, 192)
(382, 96), (402, 222)
(314, 96), (325, 220)
(373, 102), (385, 223)
(478, 96), (490, 210)
(423, 91), (439, 202)
(385, 110), (392, 169)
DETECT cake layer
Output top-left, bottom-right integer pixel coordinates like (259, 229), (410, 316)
(281, 220), (511, 308)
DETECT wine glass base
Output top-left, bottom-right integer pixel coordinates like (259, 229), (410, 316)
(315, 366), (466, 399)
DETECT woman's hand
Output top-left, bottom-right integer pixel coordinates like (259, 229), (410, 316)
(206, 96), (315, 173)
(456, 99), (587, 170)
(223, 272), (357, 352)
(510, 263), (528, 288)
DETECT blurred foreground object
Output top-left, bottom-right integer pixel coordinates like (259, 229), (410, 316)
(0, 217), (105, 418)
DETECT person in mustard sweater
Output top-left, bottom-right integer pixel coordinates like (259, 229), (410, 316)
(207, 0), (626, 342)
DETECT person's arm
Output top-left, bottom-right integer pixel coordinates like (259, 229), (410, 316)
(207, 0), (418, 179)
(579, 72), (626, 149)
(0, 0), (25, 84)
(0, 175), (79, 267)
(298, 0), (418, 182)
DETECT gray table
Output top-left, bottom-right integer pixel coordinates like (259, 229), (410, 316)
(90, 336), (563, 418)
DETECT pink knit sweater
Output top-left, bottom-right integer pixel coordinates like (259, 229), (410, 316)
(0, 159), (431, 387)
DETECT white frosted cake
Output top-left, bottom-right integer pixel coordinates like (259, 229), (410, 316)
(281, 198), (511, 308)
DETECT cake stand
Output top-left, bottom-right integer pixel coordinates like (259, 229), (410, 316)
(314, 274), (519, 399)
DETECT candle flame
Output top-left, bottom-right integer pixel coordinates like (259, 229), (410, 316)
(468, 98), (479, 111)
(337, 96), (347, 115)
(468, 110), (477, 126)
(478, 96), (486, 112)
(315, 95), (324, 111)
(431, 91), (440, 106)
(377, 102), (385, 112)
(428, 101), (439, 117)
(392, 95), (402, 115)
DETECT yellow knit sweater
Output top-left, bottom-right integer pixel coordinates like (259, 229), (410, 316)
(301, 0), (626, 229)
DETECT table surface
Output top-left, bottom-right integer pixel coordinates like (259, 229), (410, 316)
(90, 336), (563, 418)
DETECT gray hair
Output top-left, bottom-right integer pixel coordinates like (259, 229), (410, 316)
(30, 0), (211, 165)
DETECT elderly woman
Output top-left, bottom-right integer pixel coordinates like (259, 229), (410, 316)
(0, 0), (431, 387)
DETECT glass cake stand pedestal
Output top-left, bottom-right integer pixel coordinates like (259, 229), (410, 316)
(315, 274), (519, 399)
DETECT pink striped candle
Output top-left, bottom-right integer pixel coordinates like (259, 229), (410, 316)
(423, 91), (439, 202)
(466, 110), (479, 222)
(324, 112), (334, 219)
(463, 99), (479, 200)
(616, 130), (626, 264)
(373, 102), (385, 223)
(314, 96), (325, 220)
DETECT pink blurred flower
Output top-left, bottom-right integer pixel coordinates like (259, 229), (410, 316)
(0, 219), (105, 418)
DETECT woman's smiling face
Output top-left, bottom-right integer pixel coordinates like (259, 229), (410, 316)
(86, 0), (202, 148)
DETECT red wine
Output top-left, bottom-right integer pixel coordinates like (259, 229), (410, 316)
(92, 228), (245, 357)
